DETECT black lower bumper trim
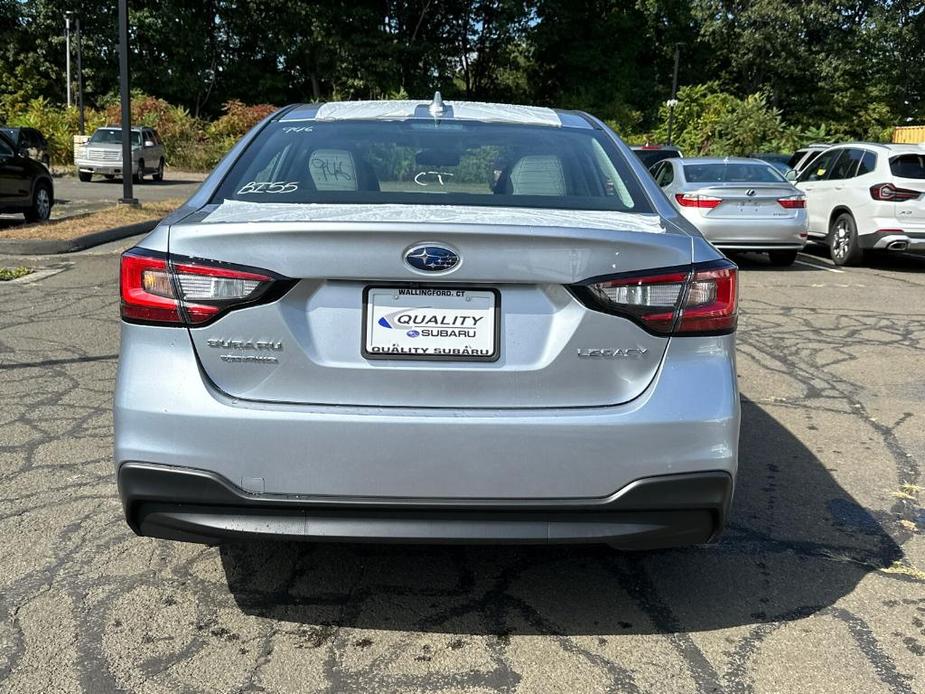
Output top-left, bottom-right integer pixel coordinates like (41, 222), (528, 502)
(118, 463), (733, 549)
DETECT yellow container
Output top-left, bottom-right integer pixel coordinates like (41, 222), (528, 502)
(892, 125), (925, 144)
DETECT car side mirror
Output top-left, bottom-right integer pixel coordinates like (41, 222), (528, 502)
(784, 169), (798, 181)
(144, 140), (155, 147)
(18, 147), (29, 158)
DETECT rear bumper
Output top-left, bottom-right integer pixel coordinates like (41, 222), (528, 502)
(860, 229), (925, 253)
(119, 462), (733, 548)
(681, 211), (807, 249)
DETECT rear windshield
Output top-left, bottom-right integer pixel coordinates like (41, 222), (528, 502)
(211, 120), (651, 212)
(90, 129), (140, 146)
(890, 154), (925, 179)
(633, 149), (681, 167)
(683, 162), (785, 184)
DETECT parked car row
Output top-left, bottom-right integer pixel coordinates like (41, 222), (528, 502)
(634, 141), (925, 266)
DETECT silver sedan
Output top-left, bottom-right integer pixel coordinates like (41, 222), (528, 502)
(650, 157), (807, 266)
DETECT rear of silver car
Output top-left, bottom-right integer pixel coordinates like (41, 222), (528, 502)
(654, 157), (807, 264)
(114, 103), (740, 549)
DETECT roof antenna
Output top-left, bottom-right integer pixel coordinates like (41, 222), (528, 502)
(428, 91), (445, 119)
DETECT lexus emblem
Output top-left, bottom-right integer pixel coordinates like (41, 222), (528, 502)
(746, 189), (757, 197)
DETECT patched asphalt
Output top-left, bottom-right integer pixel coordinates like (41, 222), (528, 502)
(0, 240), (923, 693)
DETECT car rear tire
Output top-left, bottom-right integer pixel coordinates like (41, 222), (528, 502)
(153, 158), (165, 182)
(78, 171), (92, 182)
(768, 249), (798, 267)
(828, 213), (864, 266)
(24, 182), (52, 222)
(134, 160), (144, 184)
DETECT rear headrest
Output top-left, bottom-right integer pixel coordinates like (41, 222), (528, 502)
(509, 155), (566, 196)
(309, 149), (358, 191)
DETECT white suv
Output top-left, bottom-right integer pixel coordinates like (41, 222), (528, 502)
(794, 143), (925, 265)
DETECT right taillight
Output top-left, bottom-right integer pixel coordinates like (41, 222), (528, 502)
(571, 259), (738, 336)
(870, 183), (921, 201)
(675, 192), (722, 209)
(120, 249), (290, 326)
(777, 195), (805, 208)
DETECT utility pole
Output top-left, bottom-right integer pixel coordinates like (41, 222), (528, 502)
(666, 43), (681, 146)
(65, 13), (72, 107)
(75, 17), (85, 134)
(118, 0), (138, 205)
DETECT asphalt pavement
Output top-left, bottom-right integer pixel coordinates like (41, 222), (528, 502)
(0, 241), (923, 693)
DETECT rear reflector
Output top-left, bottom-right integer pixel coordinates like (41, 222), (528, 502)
(572, 260), (738, 336)
(777, 195), (805, 208)
(870, 183), (921, 201)
(120, 249), (288, 326)
(675, 193), (722, 209)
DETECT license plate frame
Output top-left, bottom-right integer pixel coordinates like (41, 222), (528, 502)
(362, 285), (501, 362)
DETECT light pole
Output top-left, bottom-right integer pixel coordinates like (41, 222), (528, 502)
(118, 0), (138, 205)
(666, 43), (681, 146)
(65, 13), (72, 107)
(75, 17), (85, 134)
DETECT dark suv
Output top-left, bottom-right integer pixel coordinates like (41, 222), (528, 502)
(0, 131), (54, 221)
(0, 126), (50, 168)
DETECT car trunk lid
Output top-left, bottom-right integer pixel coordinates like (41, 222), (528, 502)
(167, 204), (692, 409)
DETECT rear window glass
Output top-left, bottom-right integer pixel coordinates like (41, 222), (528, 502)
(683, 163), (785, 183)
(212, 120), (650, 212)
(633, 149), (681, 167)
(890, 154), (925, 179)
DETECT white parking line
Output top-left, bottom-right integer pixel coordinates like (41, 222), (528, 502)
(794, 256), (845, 273)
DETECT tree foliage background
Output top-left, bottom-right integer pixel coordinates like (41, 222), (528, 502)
(2, 0), (923, 163)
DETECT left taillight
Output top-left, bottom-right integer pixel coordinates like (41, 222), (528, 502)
(120, 249), (286, 326)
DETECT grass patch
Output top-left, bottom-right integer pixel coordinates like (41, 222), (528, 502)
(1, 199), (183, 241)
(0, 266), (34, 281)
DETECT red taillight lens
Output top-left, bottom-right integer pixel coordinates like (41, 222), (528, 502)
(676, 265), (738, 334)
(675, 193), (722, 209)
(574, 260), (738, 336)
(870, 183), (921, 201)
(120, 249), (281, 326)
(777, 195), (805, 209)
(120, 251), (184, 324)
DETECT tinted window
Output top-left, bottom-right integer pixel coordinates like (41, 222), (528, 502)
(890, 154), (925, 179)
(0, 127), (19, 145)
(683, 162), (785, 183)
(633, 148), (681, 168)
(857, 151), (876, 175)
(90, 129), (141, 146)
(787, 149), (808, 169)
(0, 135), (13, 157)
(798, 149), (841, 182)
(212, 120), (651, 212)
(652, 162), (673, 186)
(828, 149), (864, 180)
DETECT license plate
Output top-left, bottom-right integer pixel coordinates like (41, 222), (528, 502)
(363, 286), (499, 361)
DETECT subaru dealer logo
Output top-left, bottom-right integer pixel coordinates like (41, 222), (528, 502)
(404, 245), (459, 272)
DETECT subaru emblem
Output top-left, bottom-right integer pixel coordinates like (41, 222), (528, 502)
(404, 244), (460, 272)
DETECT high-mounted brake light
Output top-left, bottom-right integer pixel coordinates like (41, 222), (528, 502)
(675, 193), (722, 209)
(120, 249), (286, 326)
(777, 195), (805, 209)
(571, 260), (738, 336)
(870, 183), (921, 202)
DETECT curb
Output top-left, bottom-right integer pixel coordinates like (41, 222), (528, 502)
(0, 219), (159, 255)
